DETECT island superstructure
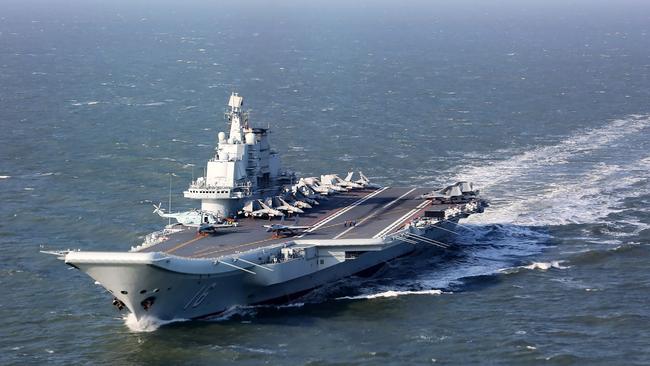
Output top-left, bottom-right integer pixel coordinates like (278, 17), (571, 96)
(183, 93), (291, 217)
(44, 92), (487, 324)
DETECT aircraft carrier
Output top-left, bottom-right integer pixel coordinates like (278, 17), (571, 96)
(44, 92), (486, 324)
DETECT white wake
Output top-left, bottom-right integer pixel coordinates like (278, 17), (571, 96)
(454, 115), (650, 226)
(337, 289), (445, 300)
(454, 114), (650, 190)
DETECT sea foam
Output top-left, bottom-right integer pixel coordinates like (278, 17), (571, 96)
(454, 115), (650, 227)
(337, 289), (444, 300)
(124, 313), (188, 332)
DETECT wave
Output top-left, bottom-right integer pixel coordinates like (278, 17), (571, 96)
(205, 302), (306, 322)
(567, 242), (643, 266)
(123, 313), (188, 332)
(337, 289), (444, 300)
(336, 223), (552, 297)
(222, 345), (277, 355)
(147, 157), (178, 162)
(71, 101), (100, 106)
(522, 260), (568, 270)
(499, 260), (568, 274)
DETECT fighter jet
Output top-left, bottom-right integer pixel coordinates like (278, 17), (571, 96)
(322, 173), (363, 189)
(278, 188), (313, 209)
(291, 188), (318, 206)
(352, 171), (381, 189)
(265, 196), (305, 214)
(418, 182), (478, 202)
(300, 177), (335, 195)
(263, 216), (311, 236)
(318, 175), (350, 192)
(287, 197), (312, 209)
(241, 199), (284, 218)
(293, 183), (323, 203)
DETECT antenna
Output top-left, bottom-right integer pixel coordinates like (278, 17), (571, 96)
(168, 173), (172, 226)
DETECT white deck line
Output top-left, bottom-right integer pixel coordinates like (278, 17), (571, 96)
(333, 188), (416, 239)
(373, 200), (430, 238)
(374, 209), (417, 238)
(303, 187), (388, 234)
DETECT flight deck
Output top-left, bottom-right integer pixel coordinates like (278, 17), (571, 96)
(139, 187), (435, 259)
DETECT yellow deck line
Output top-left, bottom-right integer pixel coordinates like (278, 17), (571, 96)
(191, 236), (278, 258)
(165, 235), (206, 254)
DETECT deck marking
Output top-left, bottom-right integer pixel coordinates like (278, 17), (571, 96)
(373, 209), (417, 238)
(304, 187), (388, 234)
(236, 257), (274, 271)
(430, 224), (460, 236)
(165, 234), (206, 254)
(333, 188), (416, 239)
(192, 236), (278, 258)
(374, 203), (426, 238)
(308, 187), (387, 232)
(373, 200), (430, 238)
(216, 260), (256, 274)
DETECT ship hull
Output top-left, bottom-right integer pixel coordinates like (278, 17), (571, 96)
(67, 221), (457, 322)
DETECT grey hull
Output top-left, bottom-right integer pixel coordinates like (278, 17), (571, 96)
(68, 221), (457, 322)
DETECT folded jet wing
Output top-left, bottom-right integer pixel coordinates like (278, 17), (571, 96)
(354, 171), (381, 188)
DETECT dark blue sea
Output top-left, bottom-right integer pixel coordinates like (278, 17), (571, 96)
(1, 0), (649, 364)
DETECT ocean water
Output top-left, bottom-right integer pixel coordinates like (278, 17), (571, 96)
(1, 0), (649, 364)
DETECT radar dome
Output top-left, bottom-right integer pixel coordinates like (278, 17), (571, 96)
(218, 132), (226, 142)
(245, 132), (256, 145)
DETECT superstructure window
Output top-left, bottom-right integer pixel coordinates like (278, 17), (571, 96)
(345, 251), (367, 260)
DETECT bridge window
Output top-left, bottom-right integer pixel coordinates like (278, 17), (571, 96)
(345, 251), (367, 260)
